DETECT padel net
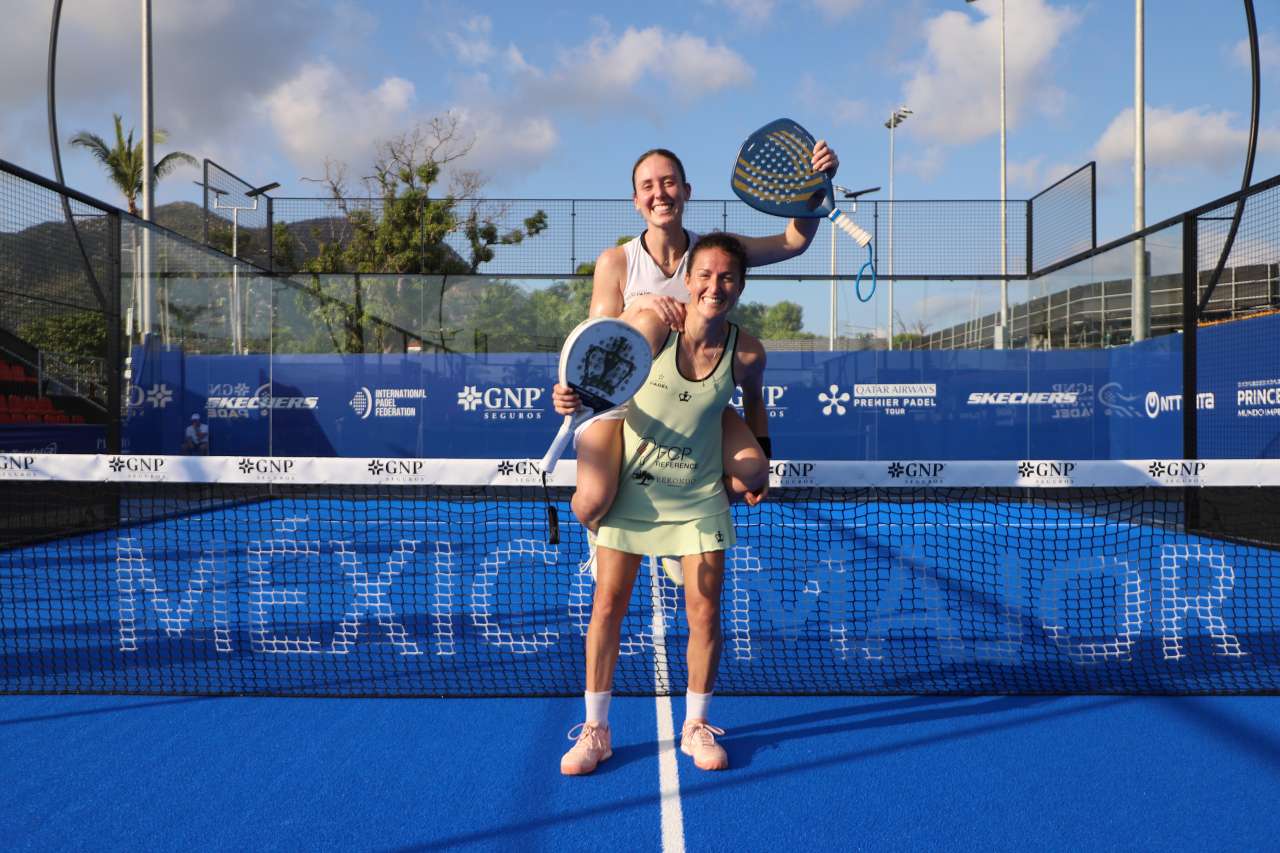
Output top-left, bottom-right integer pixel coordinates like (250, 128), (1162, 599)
(2, 455), (1278, 697)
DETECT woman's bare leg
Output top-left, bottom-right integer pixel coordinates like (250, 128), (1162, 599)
(721, 408), (769, 506)
(572, 418), (624, 532)
(682, 550), (726, 694)
(585, 547), (644, 692)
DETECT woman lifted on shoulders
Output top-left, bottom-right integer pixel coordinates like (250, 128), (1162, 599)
(571, 142), (839, 583)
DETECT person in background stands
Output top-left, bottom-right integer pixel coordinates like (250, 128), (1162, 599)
(182, 413), (209, 455)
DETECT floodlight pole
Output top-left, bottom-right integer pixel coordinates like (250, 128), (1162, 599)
(1132, 0), (1149, 342)
(886, 107), (911, 350)
(967, 0), (1007, 348)
(140, 0), (155, 337)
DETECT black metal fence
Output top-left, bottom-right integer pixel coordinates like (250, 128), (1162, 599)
(0, 159), (120, 441)
(1029, 162), (1096, 274)
(200, 159), (273, 271)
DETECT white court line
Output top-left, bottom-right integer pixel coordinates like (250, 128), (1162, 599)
(650, 556), (685, 853)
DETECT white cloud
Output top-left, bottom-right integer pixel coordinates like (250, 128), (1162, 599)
(1093, 105), (1280, 181)
(263, 61), (418, 175)
(898, 145), (948, 181)
(1008, 156), (1084, 192)
(449, 15), (495, 65)
(1231, 30), (1280, 78)
(901, 0), (1080, 146)
(436, 24), (754, 183)
(700, 0), (868, 25)
(0, 0), (328, 191)
(796, 73), (866, 126)
(544, 25), (754, 108)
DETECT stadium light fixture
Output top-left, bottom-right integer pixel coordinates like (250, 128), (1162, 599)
(210, 179), (277, 355)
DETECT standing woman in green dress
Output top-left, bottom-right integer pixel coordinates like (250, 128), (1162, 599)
(553, 232), (768, 775)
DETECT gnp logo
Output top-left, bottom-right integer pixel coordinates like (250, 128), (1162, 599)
(1148, 461), (1208, 483)
(126, 383), (174, 409)
(771, 461), (817, 485)
(0, 455), (37, 477)
(1017, 461), (1078, 484)
(238, 458), (297, 479)
(0, 455), (35, 470)
(456, 386), (545, 420)
(1017, 461), (1077, 478)
(106, 456), (167, 479)
(887, 462), (946, 484)
(366, 459), (428, 481)
(208, 384), (318, 418)
(494, 458), (545, 479)
(730, 386), (789, 418)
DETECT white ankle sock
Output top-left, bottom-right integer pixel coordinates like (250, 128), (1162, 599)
(585, 690), (611, 727)
(685, 690), (713, 722)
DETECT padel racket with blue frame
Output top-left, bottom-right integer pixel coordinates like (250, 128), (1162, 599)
(540, 317), (652, 475)
(732, 118), (873, 248)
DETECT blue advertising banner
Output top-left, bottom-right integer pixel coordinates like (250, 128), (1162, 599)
(1198, 311), (1280, 459)
(122, 336), (1201, 460)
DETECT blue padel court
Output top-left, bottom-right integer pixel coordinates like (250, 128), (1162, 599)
(4, 691), (1280, 851)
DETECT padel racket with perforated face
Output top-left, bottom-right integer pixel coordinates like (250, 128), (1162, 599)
(540, 317), (652, 474)
(732, 118), (872, 247)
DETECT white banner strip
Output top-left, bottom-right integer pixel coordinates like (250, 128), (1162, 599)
(3, 455), (1280, 487)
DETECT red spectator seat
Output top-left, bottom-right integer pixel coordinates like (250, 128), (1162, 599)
(25, 413), (40, 424)
(6, 394), (20, 410)
(22, 396), (36, 412)
(0, 365), (11, 381)
(54, 414), (70, 424)
(71, 415), (85, 424)
(44, 414), (58, 424)
(0, 413), (11, 424)
(36, 397), (53, 412)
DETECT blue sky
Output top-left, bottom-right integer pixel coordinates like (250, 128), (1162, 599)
(2, 0), (1277, 335)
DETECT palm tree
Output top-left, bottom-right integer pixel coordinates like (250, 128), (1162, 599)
(68, 114), (197, 216)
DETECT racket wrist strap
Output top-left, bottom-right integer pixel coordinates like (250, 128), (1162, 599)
(756, 436), (772, 459)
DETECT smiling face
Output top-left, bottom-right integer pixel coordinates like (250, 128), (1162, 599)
(685, 246), (744, 320)
(632, 154), (690, 229)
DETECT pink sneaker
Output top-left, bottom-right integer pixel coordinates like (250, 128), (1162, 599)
(680, 721), (728, 770)
(561, 722), (612, 775)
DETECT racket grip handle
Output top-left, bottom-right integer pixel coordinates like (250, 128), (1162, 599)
(540, 417), (575, 474)
(829, 211), (872, 247)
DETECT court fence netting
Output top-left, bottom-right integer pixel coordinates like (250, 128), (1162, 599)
(3, 455), (1280, 697)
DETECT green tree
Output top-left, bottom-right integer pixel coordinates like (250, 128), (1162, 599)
(728, 299), (813, 339)
(289, 118), (549, 354)
(68, 114), (197, 216)
(17, 313), (108, 359)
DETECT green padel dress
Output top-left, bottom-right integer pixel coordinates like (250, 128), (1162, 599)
(596, 325), (739, 557)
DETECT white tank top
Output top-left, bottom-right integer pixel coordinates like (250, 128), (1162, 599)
(621, 229), (699, 309)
